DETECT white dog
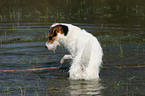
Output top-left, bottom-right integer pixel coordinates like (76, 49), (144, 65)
(45, 23), (103, 80)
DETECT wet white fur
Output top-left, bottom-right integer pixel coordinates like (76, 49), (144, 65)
(45, 23), (103, 80)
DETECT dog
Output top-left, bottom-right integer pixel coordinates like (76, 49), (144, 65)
(45, 23), (103, 80)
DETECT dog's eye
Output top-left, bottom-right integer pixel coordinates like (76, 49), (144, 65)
(49, 36), (52, 40)
(53, 29), (57, 37)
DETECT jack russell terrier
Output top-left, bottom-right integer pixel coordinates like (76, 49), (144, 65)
(45, 23), (103, 80)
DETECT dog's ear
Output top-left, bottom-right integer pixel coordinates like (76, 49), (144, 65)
(49, 25), (68, 38)
(59, 25), (68, 36)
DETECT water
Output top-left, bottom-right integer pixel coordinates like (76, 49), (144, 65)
(0, 0), (145, 96)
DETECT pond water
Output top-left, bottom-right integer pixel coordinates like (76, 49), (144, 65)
(0, 0), (145, 96)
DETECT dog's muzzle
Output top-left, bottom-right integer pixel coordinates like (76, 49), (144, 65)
(45, 41), (60, 52)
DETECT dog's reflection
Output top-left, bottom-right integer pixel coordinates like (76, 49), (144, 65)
(68, 79), (104, 95)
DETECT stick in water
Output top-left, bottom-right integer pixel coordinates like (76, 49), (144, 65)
(0, 65), (144, 72)
(0, 67), (60, 72)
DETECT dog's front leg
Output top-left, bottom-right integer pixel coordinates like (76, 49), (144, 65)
(60, 55), (72, 64)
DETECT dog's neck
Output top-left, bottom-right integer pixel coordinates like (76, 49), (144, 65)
(57, 26), (83, 56)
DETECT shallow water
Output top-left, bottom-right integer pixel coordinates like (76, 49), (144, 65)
(0, 22), (144, 96)
(0, 0), (145, 96)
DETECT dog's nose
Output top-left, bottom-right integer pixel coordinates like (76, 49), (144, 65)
(45, 46), (47, 49)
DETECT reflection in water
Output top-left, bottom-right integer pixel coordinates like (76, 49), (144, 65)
(69, 79), (103, 95)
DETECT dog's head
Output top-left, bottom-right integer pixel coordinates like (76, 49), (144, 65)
(45, 23), (68, 52)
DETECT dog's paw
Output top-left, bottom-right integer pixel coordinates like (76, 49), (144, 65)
(60, 58), (64, 64)
(60, 55), (72, 64)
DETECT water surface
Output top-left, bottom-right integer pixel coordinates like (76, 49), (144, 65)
(0, 0), (145, 96)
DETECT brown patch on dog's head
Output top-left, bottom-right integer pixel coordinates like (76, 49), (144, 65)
(48, 25), (68, 43)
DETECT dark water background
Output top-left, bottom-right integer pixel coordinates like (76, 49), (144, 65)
(0, 0), (145, 96)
